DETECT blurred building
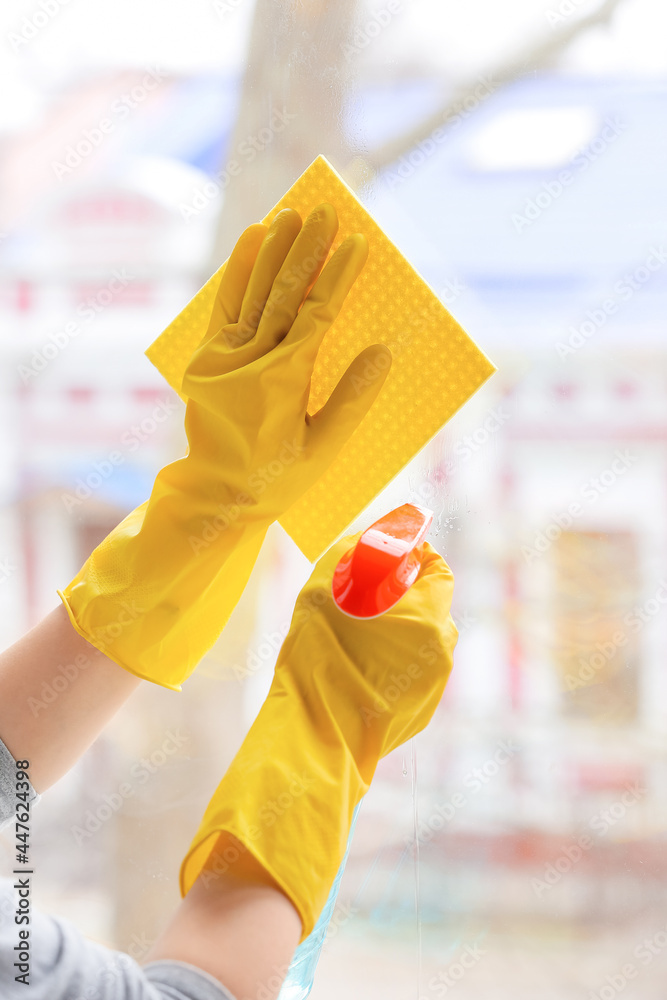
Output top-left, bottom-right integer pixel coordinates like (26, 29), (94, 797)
(1, 63), (666, 986)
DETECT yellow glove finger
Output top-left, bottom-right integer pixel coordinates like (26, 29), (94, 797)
(254, 202), (339, 354)
(285, 233), (369, 363)
(307, 344), (392, 459)
(237, 208), (302, 343)
(198, 223), (267, 353)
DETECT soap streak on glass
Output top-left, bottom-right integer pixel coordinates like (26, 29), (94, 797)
(410, 738), (422, 999)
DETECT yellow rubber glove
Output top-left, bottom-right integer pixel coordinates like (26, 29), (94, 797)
(58, 205), (391, 690)
(180, 536), (457, 940)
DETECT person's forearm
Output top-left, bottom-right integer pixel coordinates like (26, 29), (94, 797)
(144, 833), (301, 1000)
(0, 603), (141, 792)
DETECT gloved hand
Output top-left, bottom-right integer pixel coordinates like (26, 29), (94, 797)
(58, 205), (391, 690)
(180, 535), (457, 941)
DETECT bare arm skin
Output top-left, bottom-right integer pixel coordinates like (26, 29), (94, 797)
(144, 833), (302, 1000)
(0, 603), (141, 792)
(0, 606), (301, 999)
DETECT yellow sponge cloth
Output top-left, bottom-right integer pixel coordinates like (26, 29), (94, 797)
(146, 155), (495, 562)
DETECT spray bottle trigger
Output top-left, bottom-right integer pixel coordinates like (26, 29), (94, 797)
(332, 503), (434, 619)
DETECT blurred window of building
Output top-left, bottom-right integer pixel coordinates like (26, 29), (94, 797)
(552, 530), (639, 724)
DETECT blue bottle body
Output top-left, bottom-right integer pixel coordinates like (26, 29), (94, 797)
(278, 804), (360, 1000)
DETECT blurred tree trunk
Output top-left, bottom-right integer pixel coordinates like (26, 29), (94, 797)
(211, 0), (359, 265)
(121, 0), (362, 952)
(112, 540), (272, 952)
(212, 0), (627, 264)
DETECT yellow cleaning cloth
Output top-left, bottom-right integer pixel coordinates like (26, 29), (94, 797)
(147, 155), (496, 562)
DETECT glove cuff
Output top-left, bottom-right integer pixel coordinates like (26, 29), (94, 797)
(180, 670), (370, 941)
(58, 494), (269, 689)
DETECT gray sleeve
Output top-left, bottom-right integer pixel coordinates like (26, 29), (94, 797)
(0, 738), (235, 1000)
(0, 880), (235, 999)
(0, 735), (40, 831)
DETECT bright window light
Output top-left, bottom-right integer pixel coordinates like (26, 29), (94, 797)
(465, 106), (599, 172)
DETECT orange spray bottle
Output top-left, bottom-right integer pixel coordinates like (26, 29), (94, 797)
(280, 503), (434, 999)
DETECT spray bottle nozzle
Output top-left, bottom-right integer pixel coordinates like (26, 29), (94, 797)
(332, 503), (434, 619)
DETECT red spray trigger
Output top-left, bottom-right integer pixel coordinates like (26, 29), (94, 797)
(332, 503), (434, 619)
